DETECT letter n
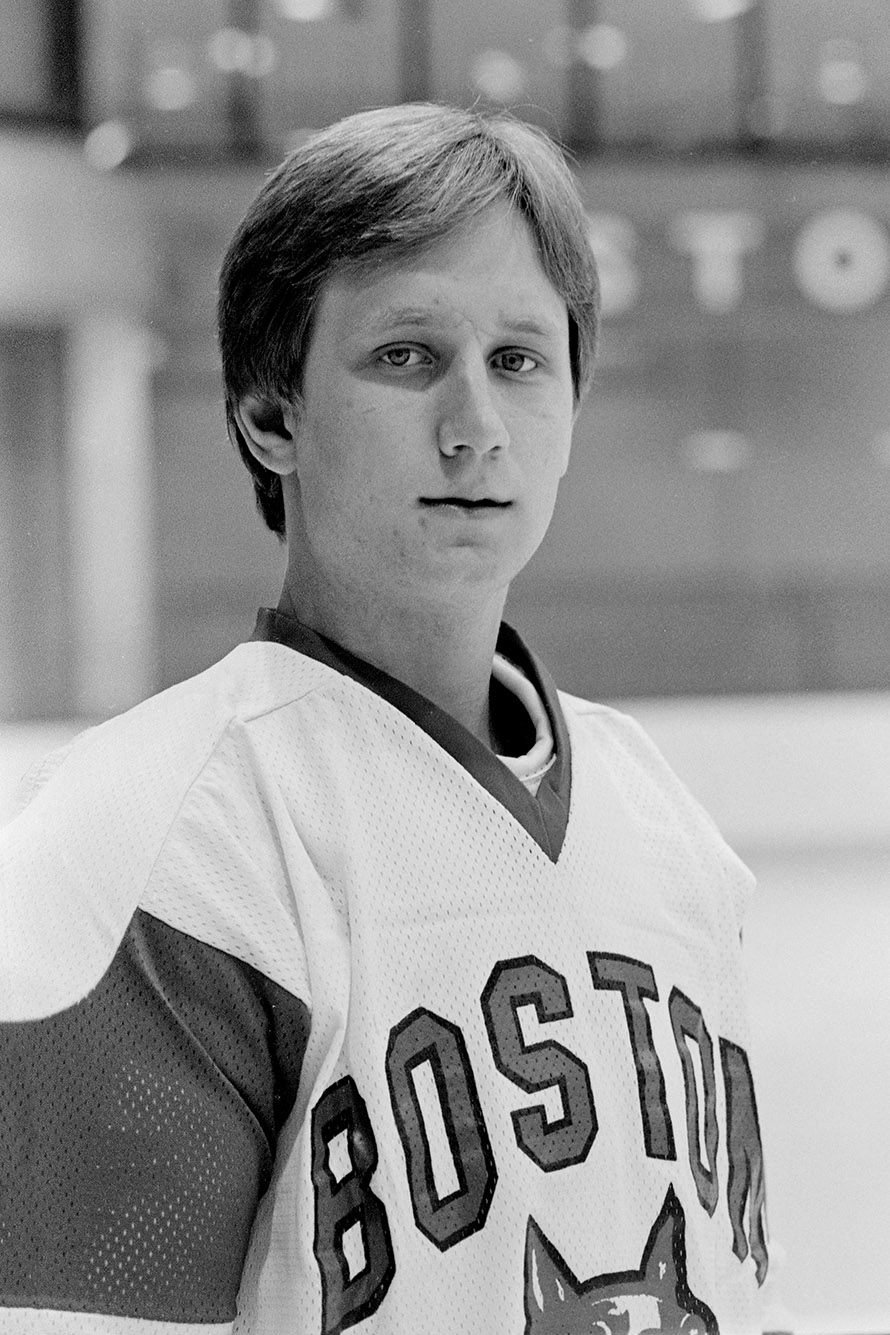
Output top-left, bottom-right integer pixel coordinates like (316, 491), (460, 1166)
(720, 1037), (769, 1285)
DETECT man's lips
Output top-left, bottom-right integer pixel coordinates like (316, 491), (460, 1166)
(419, 497), (512, 508)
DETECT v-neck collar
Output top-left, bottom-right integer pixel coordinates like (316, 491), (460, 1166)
(251, 609), (572, 863)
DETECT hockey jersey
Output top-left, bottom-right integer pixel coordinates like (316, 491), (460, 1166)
(0, 613), (768, 1334)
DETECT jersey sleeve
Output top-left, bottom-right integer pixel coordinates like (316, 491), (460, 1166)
(0, 908), (309, 1329)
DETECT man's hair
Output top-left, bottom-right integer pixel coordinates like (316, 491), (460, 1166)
(218, 102), (601, 537)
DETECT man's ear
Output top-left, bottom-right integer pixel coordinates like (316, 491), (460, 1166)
(234, 393), (302, 476)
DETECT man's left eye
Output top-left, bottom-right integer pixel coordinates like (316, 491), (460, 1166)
(494, 351), (537, 374)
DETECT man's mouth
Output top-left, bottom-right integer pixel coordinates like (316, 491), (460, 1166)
(419, 497), (512, 509)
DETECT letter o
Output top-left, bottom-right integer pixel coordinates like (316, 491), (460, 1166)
(385, 1008), (497, 1251)
(793, 209), (890, 310)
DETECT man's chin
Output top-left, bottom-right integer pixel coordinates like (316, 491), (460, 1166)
(404, 546), (526, 599)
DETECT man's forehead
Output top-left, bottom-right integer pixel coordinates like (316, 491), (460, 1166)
(317, 234), (568, 339)
(331, 202), (557, 283)
(351, 302), (567, 341)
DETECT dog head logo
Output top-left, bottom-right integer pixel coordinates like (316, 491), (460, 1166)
(524, 1186), (719, 1335)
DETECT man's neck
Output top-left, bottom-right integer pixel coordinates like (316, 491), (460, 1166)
(277, 580), (507, 750)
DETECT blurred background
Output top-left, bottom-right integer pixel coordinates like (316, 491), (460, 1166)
(1, 1), (888, 1328)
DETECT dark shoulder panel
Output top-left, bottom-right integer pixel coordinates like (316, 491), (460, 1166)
(0, 910), (309, 1323)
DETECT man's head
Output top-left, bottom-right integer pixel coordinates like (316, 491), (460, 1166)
(218, 101), (600, 537)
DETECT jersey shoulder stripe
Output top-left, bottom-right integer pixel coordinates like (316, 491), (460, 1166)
(0, 909), (308, 1327)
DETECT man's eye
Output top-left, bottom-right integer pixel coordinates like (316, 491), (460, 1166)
(495, 351), (538, 374)
(380, 347), (427, 368)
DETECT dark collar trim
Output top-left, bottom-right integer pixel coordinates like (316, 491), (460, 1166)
(251, 609), (571, 863)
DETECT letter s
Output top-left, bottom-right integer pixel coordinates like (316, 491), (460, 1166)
(481, 956), (597, 1171)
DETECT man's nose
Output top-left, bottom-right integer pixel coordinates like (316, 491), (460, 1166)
(436, 358), (510, 458)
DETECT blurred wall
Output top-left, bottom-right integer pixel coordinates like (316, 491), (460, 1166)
(512, 156), (890, 698)
(6, 134), (890, 715)
(0, 133), (157, 717)
(5, 0), (890, 714)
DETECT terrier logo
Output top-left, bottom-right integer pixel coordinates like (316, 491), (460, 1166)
(524, 1186), (719, 1335)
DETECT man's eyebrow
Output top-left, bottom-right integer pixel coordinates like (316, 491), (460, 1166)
(500, 316), (565, 340)
(368, 307), (438, 329)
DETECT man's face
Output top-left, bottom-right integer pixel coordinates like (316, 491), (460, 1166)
(282, 204), (577, 617)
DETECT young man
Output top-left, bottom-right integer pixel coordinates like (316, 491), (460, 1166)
(0, 104), (768, 1333)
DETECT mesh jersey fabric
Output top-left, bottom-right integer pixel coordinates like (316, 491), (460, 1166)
(0, 615), (767, 1335)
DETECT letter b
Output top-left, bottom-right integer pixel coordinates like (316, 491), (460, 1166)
(311, 1077), (395, 1334)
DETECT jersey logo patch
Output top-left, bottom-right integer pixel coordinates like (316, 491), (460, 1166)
(524, 1185), (718, 1335)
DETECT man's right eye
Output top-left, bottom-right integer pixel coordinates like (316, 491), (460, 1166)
(379, 346), (428, 368)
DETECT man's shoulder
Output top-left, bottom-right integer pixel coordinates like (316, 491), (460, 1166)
(559, 687), (752, 880)
(558, 688), (715, 817)
(557, 689), (648, 738)
(16, 639), (335, 807)
(559, 688), (694, 788)
(0, 639), (332, 1019)
(115, 635), (334, 738)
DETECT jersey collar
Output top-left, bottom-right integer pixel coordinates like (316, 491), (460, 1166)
(251, 609), (571, 864)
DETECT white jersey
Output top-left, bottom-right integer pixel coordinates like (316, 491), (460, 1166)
(0, 613), (768, 1334)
